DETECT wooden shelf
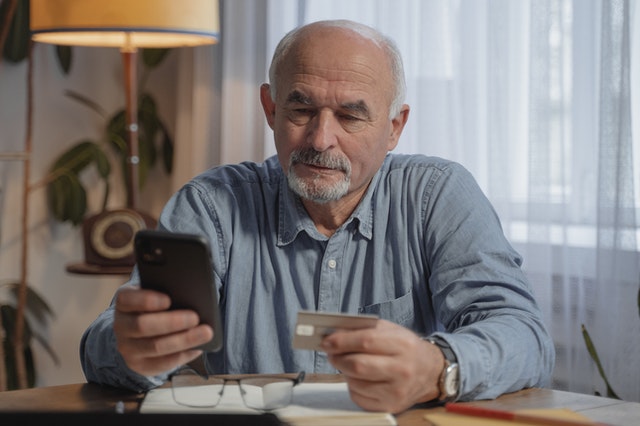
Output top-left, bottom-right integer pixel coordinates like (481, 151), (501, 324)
(66, 262), (132, 276)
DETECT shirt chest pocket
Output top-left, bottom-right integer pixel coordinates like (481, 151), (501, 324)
(358, 290), (414, 328)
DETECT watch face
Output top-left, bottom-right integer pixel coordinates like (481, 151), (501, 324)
(90, 210), (146, 260)
(443, 363), (460, 397)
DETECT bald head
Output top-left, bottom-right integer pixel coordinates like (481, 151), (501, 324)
(267, 20), (406, 119)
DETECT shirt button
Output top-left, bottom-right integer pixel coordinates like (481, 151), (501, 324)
(328, 259), (337, 269)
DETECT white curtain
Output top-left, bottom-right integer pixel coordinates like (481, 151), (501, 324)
(175, 0), (640, 401)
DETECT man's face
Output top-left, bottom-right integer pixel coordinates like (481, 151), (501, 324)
(261, 27), (407, 205)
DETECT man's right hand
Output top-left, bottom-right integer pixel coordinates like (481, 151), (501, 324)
(113, 287), (214, 376)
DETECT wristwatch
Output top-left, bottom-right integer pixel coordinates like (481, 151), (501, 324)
(425, 336), (460, 401)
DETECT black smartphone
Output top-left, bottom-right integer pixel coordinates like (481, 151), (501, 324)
(134, 230), (223, 352)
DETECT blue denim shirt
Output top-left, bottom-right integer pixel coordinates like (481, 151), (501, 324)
(80, 154), (554, 400)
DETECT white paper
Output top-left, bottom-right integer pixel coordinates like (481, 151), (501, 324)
(141, 382), (396, 425)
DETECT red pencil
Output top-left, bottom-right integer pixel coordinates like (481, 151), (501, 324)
(444, 402), (609, 426)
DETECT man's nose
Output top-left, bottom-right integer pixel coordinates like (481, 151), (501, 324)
(307, 110), (338, 151)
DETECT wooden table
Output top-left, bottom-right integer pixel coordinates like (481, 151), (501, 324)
(0, 374), (638, 425)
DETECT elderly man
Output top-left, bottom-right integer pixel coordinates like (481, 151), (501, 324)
(80, 19), (554, 413)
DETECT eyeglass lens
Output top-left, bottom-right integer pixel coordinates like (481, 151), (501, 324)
(239, 377), (296, 410)
(171, 369), (225, 407)
(171, 371), (296, 411)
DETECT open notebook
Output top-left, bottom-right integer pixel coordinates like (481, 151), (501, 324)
(141, 382), (396, 426)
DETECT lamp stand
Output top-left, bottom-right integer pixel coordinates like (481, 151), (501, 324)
(30, 0), (221, 276)
(122, 42), (139, 209)
(65, 42), (157, 275)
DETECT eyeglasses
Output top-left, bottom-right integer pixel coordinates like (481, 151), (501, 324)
(169, 367), (306, 411)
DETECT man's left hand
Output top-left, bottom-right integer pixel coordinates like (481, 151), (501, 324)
(321, 319), (445, 413)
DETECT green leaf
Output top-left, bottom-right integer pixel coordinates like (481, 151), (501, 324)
(2, 305), (18, 389)
(45, 140), (111, 225)
(107, 109), (128, 155)
(8, 283), (55, 326)
(140, 94), (160, 167)
(65, 90), (108, 118)
(67, 177), (87, 225)
(92, 145), (111, 179)
(51, 140), (99, 174)
(1, 306), (39, 390)
(137, 134), (153, 188)
(1, 304), (18, 340)
(46, 175), (69, 221)
(107, 94), (174, 189)
(139, 92), (158, 115)
(31, 332), (60, 366)
(55, 45), (72, 74)
(142, 48), (171, 68)
(160, 123), (174, 174)
(1, 283), (59, 388)
(25, 346), (35, 388)
(46, 173), (87, 225)
(1, 0), (30, 63)
(581, 324), (621, 399)
(101, 181), (110, 211)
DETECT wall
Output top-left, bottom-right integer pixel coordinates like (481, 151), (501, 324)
(0, 44), (179, 387)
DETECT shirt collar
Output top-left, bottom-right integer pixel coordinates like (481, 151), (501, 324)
(277, 159), (386, 246)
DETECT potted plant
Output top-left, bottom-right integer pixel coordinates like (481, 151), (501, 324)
(0, 0), (173, 389)
(0, 282), (58, 390)
(0, 0), (59, 391)
(46, 82), (174, 226)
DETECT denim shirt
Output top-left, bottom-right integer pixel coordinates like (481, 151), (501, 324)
(80, 154), (555, 400)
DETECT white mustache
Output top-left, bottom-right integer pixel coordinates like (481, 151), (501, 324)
(290, 149), (350, 173)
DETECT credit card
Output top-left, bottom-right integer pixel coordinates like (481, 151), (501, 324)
(292, 310), (379, 351)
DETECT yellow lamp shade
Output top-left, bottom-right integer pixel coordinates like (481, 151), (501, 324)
(30, 0), (220, 48)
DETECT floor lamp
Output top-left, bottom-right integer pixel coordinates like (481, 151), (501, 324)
(30, 0), (219, 274)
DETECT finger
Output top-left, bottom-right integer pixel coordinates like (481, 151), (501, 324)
(328, 336), (441, 382)
(114, 309), (201, 339)
(321, 328), (381, 354)
(126, 349), (204, 377)
(115, 287), (171, 313)
(117, 324), (214, 374)
(322, 320), (416, 355)
(328, 351), (393, 381)
(330, 340), (443, 412)
(119, 323), (213, 357)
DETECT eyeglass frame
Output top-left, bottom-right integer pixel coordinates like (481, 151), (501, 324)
(168, 366), (306, 411)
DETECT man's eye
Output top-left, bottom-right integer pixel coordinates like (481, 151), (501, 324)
(288, 109), (313, 124)
(339, 114), (367, 132)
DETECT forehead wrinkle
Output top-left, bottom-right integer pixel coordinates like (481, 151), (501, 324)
(284, 64), (379, 102)
(296, 62), (378, 86)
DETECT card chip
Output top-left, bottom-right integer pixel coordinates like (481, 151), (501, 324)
(296, 324), (315, 336)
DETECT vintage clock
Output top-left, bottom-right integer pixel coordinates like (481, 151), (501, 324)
(66, 209), (156, 275)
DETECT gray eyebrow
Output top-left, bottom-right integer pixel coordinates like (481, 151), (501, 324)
(285, 91), (371, 118)
(285, 90), (312, 105)
(342, 100), (371, 118)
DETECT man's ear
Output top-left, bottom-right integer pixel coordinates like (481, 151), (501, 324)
(260, 83), (276, 129)
(387, 104), (410, 151)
